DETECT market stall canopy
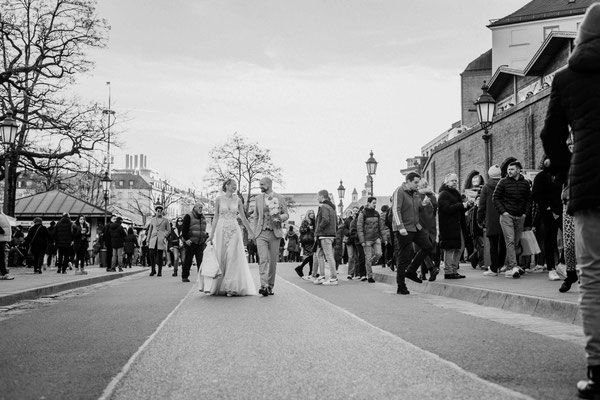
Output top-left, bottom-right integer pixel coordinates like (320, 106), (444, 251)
(15, 190), (106, 220)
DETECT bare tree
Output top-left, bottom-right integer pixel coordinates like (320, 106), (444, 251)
(0, 0), (111, 213)
(205, 133), (283, 213)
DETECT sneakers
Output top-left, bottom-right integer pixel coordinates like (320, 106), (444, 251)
(499, 266), (508, 273)
(80, 269), (88, 275)
(548, 270), (561, 281)
(505, 267), (521, 279)
(556, 263), (567, 279)
(323, 278), (339, 286)
(367, 277), (375, 283)
(346, 275), (353, 280)
(530, 265), (547, 273)
(0, 274), (14, 280)
(444, 273), (466, 279)
(428, 268), (439, 282)
(313, 276), (325, 285)
(258, 287), (269, 296)
(302, 276), (313, 281)
(360, 277), (368, 282)
(483, 268), (498, 276)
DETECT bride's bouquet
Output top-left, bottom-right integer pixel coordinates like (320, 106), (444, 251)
(265, 195), (282, 227)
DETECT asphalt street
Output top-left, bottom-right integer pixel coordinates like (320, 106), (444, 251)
(0, 263), (588, 400)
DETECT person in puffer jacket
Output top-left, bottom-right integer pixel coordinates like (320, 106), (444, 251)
(357, 197), (390, 282)
(539, 4), (600, 396)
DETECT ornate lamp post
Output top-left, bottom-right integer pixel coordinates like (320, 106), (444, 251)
(365, 150), (378, 196)
(474, 81), (497, 179)
(337, 179), (346, 217)
(1, 112), (19, 216)
(101, 171), (112, 226)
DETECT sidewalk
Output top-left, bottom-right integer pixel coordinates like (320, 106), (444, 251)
(372, 264), (581, 326)
(0, 264), (147, 307)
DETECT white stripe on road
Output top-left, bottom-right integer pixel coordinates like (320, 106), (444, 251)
(98, 284), (197, 400)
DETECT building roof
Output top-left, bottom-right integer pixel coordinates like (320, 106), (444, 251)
(488, 31), (576, 97)
(111, 172), (152, 190)
(488, 0), (595, 28)
(462, 49), (492, 73)
(15, 190), (106, 219)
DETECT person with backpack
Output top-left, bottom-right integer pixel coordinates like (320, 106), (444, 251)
(357, 197), (390, 283)
(295, 210), (316, 279)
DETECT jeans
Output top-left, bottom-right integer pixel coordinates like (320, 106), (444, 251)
(443, 248), (462, 274)
(317, 237), (337, 280)
(149, 248), (164, 274)
(393, 230), (432, 286)
(111, 247), (124, 269)
(57, 246), (71, 272)
(346, 244), (356, 276)
(363, 239), (382, 279)
(499, 214), (525, 269)
(575, 209), (600, 366)
(182, 243), (205, 280)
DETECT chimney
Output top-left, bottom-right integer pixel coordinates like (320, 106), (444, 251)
(125, 154), (130, 169)
(134, 155), (139, 169)
(130, 155), (134, 170)
(144, 155), (147, 169)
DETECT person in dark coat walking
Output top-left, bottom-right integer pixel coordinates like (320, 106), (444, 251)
(124, 227), (139, 268)
(531, 161), (563, 280)
(73, 215), (91, 275)
(109, 217), (127, 272)
(102, 216), (116, 271)
(286, 226), (300, 263)
(539, 5), (600, 396)
(24, 217), (50, 274)
(438, 173), (471, 279)
(477, 165), (506, 276)
(53, 213), (75, 274)
(295, 210), (316, 278)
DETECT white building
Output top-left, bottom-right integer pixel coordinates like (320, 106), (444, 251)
(489, 0), (592, 72)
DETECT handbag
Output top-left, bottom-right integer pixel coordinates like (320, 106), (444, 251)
(520, 230), (541, 256)
(28, 225), (41, 256)
(198, 244), (221, 279)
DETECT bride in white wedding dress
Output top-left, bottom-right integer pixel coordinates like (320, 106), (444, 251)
(200, 179), (257, 296)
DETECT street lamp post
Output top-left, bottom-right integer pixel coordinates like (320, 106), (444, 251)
(365, 151), (378, 197)
(337, 179), (346, 217)
(101, 171), (111, 226)
(474, 81), (497, 179)
(0, 112), (18, 216)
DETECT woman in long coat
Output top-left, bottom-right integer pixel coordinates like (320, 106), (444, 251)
(24, 217), (50, 274)
(438, 173), (470, 279)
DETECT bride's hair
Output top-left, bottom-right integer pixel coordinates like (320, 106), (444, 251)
(222, 178), (234, 192)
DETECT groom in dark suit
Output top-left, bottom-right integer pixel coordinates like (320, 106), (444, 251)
(252, 177), (289, 296)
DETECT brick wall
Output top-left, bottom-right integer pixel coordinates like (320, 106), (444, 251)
(423, 91), (550, 191)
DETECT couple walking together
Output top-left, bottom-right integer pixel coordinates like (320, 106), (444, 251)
(199, 177), (288, 297)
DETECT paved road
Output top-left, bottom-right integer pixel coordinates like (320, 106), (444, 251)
(0, 263), (587, 399)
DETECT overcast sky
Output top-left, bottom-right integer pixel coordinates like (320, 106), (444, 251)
(75, 0), (527, 200)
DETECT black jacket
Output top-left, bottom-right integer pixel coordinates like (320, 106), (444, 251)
(532, 170), (563, 217)
(540, 36), (600, 214)
(53, 216), (75, 248)
(478, 179), (502, 237)
(109, 222), (127, 249)
(493, 174), (531, 217)
(24, 224), (50, 255)
(438, 184), (468, 249)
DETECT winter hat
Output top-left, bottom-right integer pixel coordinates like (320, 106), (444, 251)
(576, 3), (600, 45)
(488, 164), (502, 179)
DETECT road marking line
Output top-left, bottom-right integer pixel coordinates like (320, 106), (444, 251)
(98, 284), (197, 400)
(281, 275), (536, 400)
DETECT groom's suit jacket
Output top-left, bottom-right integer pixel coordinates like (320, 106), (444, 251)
(252, 192), (289, 239)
